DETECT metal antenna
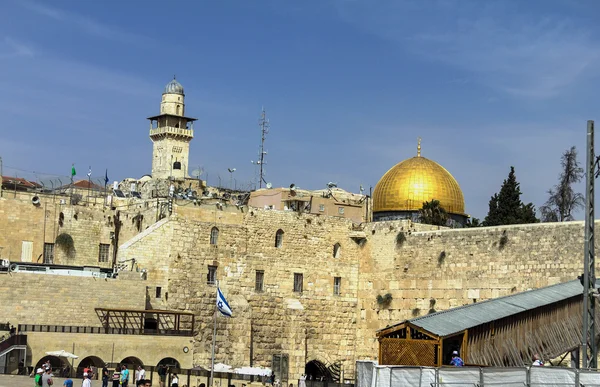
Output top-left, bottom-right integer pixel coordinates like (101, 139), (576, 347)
(253, 107), (270, 188)
(583, 119), (597, 368)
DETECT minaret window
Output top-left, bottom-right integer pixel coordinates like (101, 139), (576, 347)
(275, 229), (284, 248)
(173, 161), (181, 170)
(210, 227), (219, 245)
(176, 105), (180, 115)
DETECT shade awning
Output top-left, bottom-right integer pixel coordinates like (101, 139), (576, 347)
(46, 350), (78, 359)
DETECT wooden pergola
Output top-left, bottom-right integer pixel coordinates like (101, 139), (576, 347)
(95, 308), (195, 336)
(377, 280), (600, 367)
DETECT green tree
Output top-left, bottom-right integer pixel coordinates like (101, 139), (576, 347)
(484, 166), (538, 226)
(465, 217), (482, 227)
(419, 199), (449, 226)
(539, 146), (584, 222)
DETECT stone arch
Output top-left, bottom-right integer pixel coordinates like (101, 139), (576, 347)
(333, 243), (341, 258)
(304, 360), (332, 381)
(76, 355), (105, 379)
(210, 227), (219, 245)
(34, 356), (69, 376)
(119, 356), (143, 370)
(157, 357), (181, 372)
(275, 229), (284, 248)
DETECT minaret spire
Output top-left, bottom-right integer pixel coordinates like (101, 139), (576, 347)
(417, 137), (422, 157)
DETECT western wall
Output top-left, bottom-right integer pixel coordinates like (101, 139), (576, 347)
(0, 188), (594, 380)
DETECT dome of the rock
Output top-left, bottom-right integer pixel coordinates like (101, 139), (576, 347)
(372, 141), (467, 224)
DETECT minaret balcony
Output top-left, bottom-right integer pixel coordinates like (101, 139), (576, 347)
(149, 126), (194, 139)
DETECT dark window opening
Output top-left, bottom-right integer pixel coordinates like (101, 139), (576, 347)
(207, 265), (217, 285)
(275, 229), (284, 248)
(294, 273), (303, 293)
(43, 243), (54, 264)
(156, 286), (162, 298)
(210, 227), (219, 245)
(334, 277), (341, 296)
(255, 270), (264, 292)
(173, 161), (182, 170)
(98, 243), (110, 263)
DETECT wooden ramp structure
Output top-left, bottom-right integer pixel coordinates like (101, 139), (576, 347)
(377, 280), (600, 367)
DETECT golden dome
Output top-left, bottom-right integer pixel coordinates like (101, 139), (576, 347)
(373, 146), (465, 215)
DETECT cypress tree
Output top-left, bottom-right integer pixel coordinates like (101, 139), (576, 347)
(484, 166), (538, 226)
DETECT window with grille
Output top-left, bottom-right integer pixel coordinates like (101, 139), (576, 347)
(210, 227), (219, 245)
(275, 229), (284, 248)
(334, 277), (341, 296)
(255, 270), (264, 292)
(98, 243), (110, 263)
(43, 243), (54, 264)
(294, 273), (303, 293)
(207, 265), (217, 285)
(333, 243), (341, 258)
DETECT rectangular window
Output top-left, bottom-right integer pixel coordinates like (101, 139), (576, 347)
(338, 207), (345, 215)
(334, 277), (341, 296)
(294, 273), (303, 293)
(98, 243), (110, 263)
(319, 204), (325, 212)
(43, 243), (54, 264)
(207, 265), (217, 285)
(156, 286), (162, 298)
(255, 270), (264, 292)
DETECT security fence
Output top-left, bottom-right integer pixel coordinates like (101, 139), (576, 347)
(356, 360), (600, 387)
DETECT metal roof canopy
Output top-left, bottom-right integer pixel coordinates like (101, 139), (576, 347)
(378, 280), (589, 339)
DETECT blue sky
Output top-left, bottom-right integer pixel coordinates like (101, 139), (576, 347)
(1, 0), (599, 220)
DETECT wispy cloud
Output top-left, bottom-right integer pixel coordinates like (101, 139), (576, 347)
(0, 37), (35, 58)
(335, 1), (600, 98)
(19, 0), (152, 46)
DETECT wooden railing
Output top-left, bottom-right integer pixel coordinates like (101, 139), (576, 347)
(18, 324), (192, 336)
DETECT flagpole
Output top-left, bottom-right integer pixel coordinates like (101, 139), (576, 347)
(210, 281), (218, 387)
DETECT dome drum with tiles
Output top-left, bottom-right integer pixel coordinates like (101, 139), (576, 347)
(372, 140), (468, 226)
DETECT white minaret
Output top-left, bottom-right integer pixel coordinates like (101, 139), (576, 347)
(148, 77), (197, 180)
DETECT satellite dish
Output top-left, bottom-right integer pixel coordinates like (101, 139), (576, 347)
(327, 182), (337, 189)
(290, 184), (296, 191)
(228, 168), (236, 173)
(266, 182), (272, 189)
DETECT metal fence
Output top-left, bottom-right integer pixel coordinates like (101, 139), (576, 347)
(356, 361), (600, 387)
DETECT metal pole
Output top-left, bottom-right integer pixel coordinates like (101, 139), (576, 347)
(583, 120), (597, 368)
(210, 282), (218, 387)
(0, 156), (3, 198)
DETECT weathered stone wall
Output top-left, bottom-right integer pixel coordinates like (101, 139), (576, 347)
(0, 193), (160, 266)
(25, 331), (193, 370)
(355, 220), (592, 360)
(148, 208), (361, 380)
(0, 272), (145, 326)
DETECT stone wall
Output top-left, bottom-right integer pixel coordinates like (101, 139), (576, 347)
(25, 331), (193, 370)
(354, 220), (591, 360)
(127, 208), (361, 380)
(0, 193), (160, 266)
(0, 272), (146, 326)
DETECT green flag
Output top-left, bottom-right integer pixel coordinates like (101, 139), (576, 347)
(71, 165), (76, 177)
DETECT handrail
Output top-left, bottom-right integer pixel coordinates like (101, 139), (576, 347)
(0, 334), (27, 353)
(18, 324), (192, 336)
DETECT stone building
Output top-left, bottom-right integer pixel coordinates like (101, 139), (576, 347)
(0, 78), (592, 382)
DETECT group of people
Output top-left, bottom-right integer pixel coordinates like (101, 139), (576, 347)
(448, 350), (544, 367)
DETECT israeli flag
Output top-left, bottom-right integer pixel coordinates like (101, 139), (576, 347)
(216, 288), (232, 317)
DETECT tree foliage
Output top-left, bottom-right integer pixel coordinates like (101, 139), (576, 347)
(539, 146), (584, 222)
(465, 217), (482, 227)
(484, 166), (538, 226)
(419, 199), (449, 226)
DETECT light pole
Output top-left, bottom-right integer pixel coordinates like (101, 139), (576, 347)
(227, 168), (236, 190)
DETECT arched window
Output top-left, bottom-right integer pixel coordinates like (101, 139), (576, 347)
(176, 105), (181, 115)
(275, 229), (284, 248)
(210, 227), (219, 245)
(173, 161), (181, 170)
(333, 243), (341, 258)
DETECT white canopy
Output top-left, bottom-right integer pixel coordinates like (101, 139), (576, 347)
(45, 350), (78, 359)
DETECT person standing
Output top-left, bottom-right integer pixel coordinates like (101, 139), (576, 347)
(121, 365), (130, 387)
(82, 373), (92, 387)
(450, 351), (464, 367)
(136, 366), (146, 386)
(35, 368), (44, 387)
(171, 373), (179, 387)
(63, 379), (73, 387)
(42, 368), (54, 387)
(157, 365), (167, 387)
(102, 367), (109, 387)
(532, 354), (544, 366)
(111, 368), (121, 387)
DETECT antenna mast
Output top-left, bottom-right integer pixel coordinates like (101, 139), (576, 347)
(257, 107), (269, 188)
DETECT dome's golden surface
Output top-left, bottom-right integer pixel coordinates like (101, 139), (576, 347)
(373, 156), (465, 215)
